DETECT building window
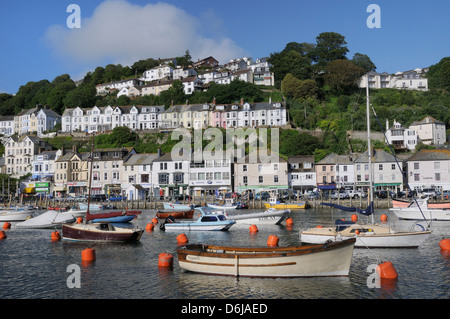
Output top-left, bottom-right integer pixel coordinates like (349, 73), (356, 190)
(274, 175), (279, 183)
(259, 176), (263, 183)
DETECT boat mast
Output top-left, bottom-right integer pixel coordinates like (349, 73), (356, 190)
(86, 134), (94, 218)
(366, 77), (374, 224)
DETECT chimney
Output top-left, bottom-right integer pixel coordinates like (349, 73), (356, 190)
(213, 97), (216, 106)
(240, 97), (244, 105)
(386, 119), (389, 131)
(186, 99), (189, 106)
(157, 147), (162, 158)
(73, 144), (77, 153)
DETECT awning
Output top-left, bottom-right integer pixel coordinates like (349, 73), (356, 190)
(24, 187), (35, 194)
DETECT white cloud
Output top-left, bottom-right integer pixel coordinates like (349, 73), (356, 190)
(45, 0), (248, 67)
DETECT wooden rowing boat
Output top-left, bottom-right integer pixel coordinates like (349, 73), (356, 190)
(156, 209), (194, 219)
(177, 238), (356, 277)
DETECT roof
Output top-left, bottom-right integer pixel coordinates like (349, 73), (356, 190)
(124, 153), (160, 165)
(406, 149), (450, 161)
(317, 153), (353, 165)
(410, 116), (445, 126)
(354, 149), (399, 163)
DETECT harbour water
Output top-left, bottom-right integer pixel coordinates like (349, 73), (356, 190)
(0, 206), (448, 303)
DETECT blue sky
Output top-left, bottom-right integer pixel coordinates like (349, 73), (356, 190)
(0, 0), (449, 94)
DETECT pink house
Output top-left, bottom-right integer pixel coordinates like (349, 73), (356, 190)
(210, 105), (227, 129)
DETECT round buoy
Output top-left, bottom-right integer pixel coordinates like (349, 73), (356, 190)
(76, 217), (83, 224)
(0, 230), (6, 239)
(158, 252), (173, 268)
(176, 233), (188, 244)
(316, 225), (323, 228)
(351, 214), (358, 222)
(51, 231), (61, 242)
(249, 224), (258, 233)
(145, 223), (154, 231)
(81, 248), (96, 262)
(286, 218), (294, 226)
(151, 217), (158, 224)
(267, 235), (279, 247)
(355, 230), (360, 235)
(377, 261), (398, 280)
(439, 239), (450, 251)
(380, 214), (388, 222)
(3, 222), (11, 230)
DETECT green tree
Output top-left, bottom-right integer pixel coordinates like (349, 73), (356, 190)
(427, 57), (450, 90)
(352, 53), (376, 72)
(324, 59), (365, 93)
(311, 32), (349, 66)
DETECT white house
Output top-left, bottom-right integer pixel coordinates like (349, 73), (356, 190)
(32, 150), (61, 181)
(142, 65), (173, 82)
(359, 68), (428, 91)
(409, 116), (446, 146)
(151, 152), (190, 199)
(288, 155), (316, 194)
(0, 116), (15, 136)
(181, 77), (204, 95)
(189, 155), (233, 197)
(385, 119), (418, 150)
(173, 67), (197, 80)
(96, 78), (143, 96)
(406, 150), (450, 192)
(122, 153), (160, 200)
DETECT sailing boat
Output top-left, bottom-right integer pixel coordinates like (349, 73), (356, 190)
(62, 135), (143, 243)
(300, 79), (431, 248)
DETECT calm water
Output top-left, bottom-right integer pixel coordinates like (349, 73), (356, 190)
(0, 207), (449, 301)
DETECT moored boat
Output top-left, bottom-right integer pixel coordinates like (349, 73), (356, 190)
(15, 210), (75, 229)
(0, 209), (33, 222)
(177, 238), (356, 277)
(226, 208), (290, 225)
(263, 197), (306, 210)
(390, 198), (450, 221)
(160, 206), (235, 231)
(163, 202), (195, 211)
(62, 222), (144, 242)
(88, 210), (141, 223)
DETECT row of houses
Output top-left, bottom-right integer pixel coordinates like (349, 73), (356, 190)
(60, 100), (288, 133)
(4, 134), (450, 199)
(359, 68), (429, 91)
(95, 56), (274, 98)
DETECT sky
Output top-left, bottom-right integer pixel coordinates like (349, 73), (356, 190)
(0, 0), (449, 94)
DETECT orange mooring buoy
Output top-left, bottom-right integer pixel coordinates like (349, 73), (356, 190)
(286, 218), (294, 226)
(151, 217), (158, 224)
(439, 239), (450, 251)
(0, 230), (6, 239)
(145, 223), (154, 231)
(51, 231), (61, 242)
(81, 248), (96, 262)
(158, 252), (173, 268)
(380, 214), (388, 222)
(351, 214), (358, 222)
(267, 235), (279, 247)
(377, 261), (398, 280)
(176, 233), (188, 244)
(249, 224), (258, 233)
(77, 217), (83, 224)
(3, 222), (11, 229)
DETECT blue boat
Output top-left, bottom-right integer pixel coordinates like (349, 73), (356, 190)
(88, 210), (141, 223)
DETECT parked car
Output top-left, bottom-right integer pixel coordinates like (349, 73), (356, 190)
(376, 190), (396, 199)
(88, 194), (106, 201)
(330, 190), (350, 199)
(308, 192), (320, 200)
(434, 190), (450, 200)
(346, 190), (367, 199)
(254, 192), (270, 200)
(107, 195), (127, 202)
(421, 188), (436, 198)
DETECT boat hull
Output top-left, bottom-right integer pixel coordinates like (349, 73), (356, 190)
(391, 208), (450, 221)
(0, 210), (33, 222)
(264, 202), (306, 210)
(207, 204), (237, 210)
(162, 222), (235, 232)
(228, 210), (289, 225)
(163, 203), (194, 211)
(15, 211), (75, 229)
(156, 209), (194, 219)
(177, 238), (355, 278)
(300, 226), (431, 248)
(62, 223), (143, 242)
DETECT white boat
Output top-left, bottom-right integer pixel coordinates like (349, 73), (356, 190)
(163, 202), (195, 211)
(227, 208), (290, 225)
(390, 198), (450, 221)
(160, 206), (235, 231)
(208, 198), (246, 210)
(177, 238), (356, 277)
(0, 209), (33, 222)
(300, 219), (431, 248)
(14, 210), (76, 229)
(77, 203), (103, 211)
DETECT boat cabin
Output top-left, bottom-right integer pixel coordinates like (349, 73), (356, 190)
(96, 223), (116, 231)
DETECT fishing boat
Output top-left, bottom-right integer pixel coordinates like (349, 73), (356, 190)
(160, 206), (235, 231)
(61, 135), (144, 243)
(226, 208), (290, 225)
(0, 209), (33, 222)
(163, 202), (195, 211)
(156, 209), (194, 219)
(390, 198), (450, 221)
(88, 210), (141, 223)
(176, 238), (356, 278)
(15, 210), (76, 229)
(263, 197), (306, 210)
(300, 80), (432, 248)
